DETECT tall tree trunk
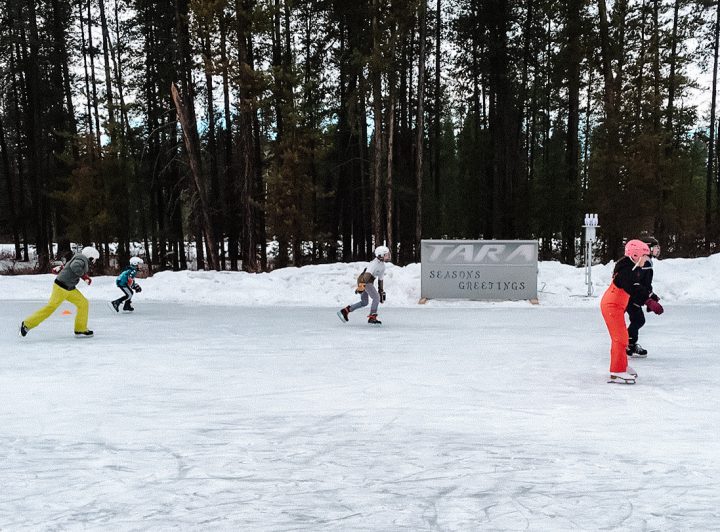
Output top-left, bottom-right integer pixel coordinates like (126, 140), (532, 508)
(24, 0), (50, 270)
(171, 83), (219, 270)
(88, 0), (102, 152)
(415, 0), (427, 259)
(666, 0), (680, 140)
(597, 0), (626, 257)
(79, 1), (94, 143)
(9, 44), (30, 261)
(0, 114), (20, 258)
(433, 0), (441, 198)
(708, 0), (720, 249)
(386, 92), (395, 255)
(656, 0), (679, 240)
(49, 0), (76, 260)
(371, 0), (384, 246)
(562, 0), (581, 265)
(98, 0), (117, 142)
(200, 21), (222, 265)
(219, 13), (236, 270)
(235, 0), (257, 271)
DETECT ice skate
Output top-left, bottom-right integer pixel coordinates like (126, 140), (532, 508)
(626, 343), (648, 358)
(109, 300), (120, 313)
(368, 313), (382, 324)
(123, 301), (134, 312)
(608, 371), (636, 384)
(626, 366), (638, 377)
(19, 322), (28, 337)
(337, 306), (350, 323)
(74, 330), (94, 337)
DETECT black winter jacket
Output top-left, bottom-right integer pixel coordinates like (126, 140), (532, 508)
(612, 256), (651, 306)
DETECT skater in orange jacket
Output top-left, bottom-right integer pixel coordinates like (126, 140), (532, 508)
(601, 240), (654, 384)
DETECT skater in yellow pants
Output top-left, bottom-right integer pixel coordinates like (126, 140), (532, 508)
(24, 282), (90, 333)
(20, 246), (99, 337)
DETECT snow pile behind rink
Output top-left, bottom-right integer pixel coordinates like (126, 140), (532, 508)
(1, 254), (719, 308)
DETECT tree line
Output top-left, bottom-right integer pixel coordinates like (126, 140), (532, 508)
(1, 0), (719, 273)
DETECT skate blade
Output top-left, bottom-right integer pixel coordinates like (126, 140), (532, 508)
(607, 377), (636, 385)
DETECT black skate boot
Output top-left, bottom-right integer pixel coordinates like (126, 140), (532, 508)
(626, 343), (648, 358)
(337, 306), (351, 323)
(74, 330), (94, 337)
(110, 300), (120, 313)
(368, 313), (382, 324)
(19, 322), (29, 337)
(123, 301), (134, 312)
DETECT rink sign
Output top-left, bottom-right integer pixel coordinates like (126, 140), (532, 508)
(421, 240), (538, 301)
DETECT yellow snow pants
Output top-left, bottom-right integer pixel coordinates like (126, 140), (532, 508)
(24, 283), (89, 332)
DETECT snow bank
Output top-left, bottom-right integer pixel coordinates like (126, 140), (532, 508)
(1, 254), (718, 308)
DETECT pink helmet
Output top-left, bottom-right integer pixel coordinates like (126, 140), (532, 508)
(624, 239), (650, 262)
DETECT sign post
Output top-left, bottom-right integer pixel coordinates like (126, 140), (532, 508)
(583, 214), (599, 296)
(420, 240), (538, 301)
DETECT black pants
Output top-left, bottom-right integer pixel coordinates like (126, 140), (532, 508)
(626, 303), (646, 344)
(114, 286), (134, 305)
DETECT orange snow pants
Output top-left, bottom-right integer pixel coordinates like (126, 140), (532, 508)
(600, 283), (630, 373)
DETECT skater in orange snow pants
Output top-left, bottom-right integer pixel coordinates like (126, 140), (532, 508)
(601, 239), (652, 375)
(601, 284), (630, 373)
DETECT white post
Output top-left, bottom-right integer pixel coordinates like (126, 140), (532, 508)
(582, 214), (599, 296)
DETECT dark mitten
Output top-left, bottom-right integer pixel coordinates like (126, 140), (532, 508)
(645, 298), (663, 315)
(133, 284), (142, 293)
(380, 291), (386, 303)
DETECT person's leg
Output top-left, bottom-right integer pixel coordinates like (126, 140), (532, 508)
(602, 302), (629, 373)
(626, 304), (645, 345)
(24, 284), (69, 329)
(349, 291), (369, 312)
(114, 286), (133, 304)
(120, 287), (135, 309)
(66, 289), (89, 332)
(365, 283), (380, 314)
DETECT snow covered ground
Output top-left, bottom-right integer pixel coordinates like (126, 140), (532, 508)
(1, 258), (720, 529)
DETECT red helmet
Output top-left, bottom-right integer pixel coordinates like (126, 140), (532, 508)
(624, 239), (650, 262)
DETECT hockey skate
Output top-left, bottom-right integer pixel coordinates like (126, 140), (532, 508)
(109, 300), (121, 313)
(626, 343), (648, 358)
(367, 313), (382, 324)
(19, 322), (28, 337)
(337, 306), (350, 323)
(123, 301), (134, 312)
(608, 371), (636, 384)
(74, 330), (94, 337)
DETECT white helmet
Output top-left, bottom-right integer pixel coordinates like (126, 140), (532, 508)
(374, 245), (390, 261)
(129, 256), (144, 267)
(81, 246), (100, 261)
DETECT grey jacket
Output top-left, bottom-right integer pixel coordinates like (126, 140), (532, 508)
(55, 253), (90, 290)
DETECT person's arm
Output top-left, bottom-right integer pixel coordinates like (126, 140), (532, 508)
(69, 256), (88, 277)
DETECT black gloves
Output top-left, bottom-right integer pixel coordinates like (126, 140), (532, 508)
(133, 284), (142, 293)
(380, 291), (386, 303)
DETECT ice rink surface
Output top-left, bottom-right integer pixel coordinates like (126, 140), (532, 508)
(1, 301), (719, 530)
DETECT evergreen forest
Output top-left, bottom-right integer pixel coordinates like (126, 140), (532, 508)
(1, 0), (720, 272)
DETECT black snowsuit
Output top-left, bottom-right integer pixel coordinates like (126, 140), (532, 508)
(622, 257), (654, 345)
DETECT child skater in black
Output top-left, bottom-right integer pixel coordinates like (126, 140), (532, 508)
(110, 256), (143, 312)
(626, 236), (663, 357)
